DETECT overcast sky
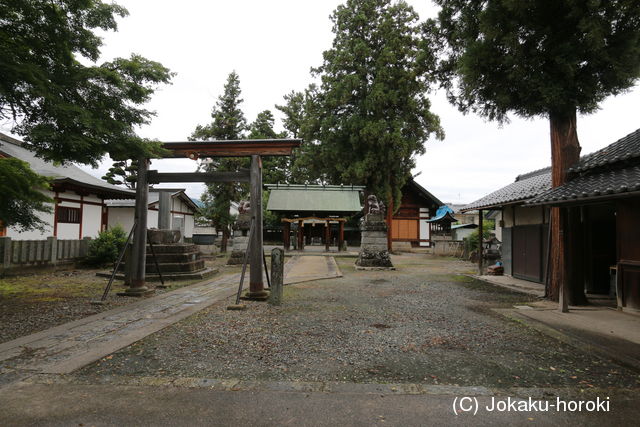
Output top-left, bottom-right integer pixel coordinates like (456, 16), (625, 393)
(29, 1), (640, 203)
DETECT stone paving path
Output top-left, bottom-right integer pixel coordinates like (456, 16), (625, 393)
(0, 255), (341, 383)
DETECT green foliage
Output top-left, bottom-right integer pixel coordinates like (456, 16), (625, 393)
(0, 0), (172, 232)
(275, 86), (325, 184)
(192, 71), (246, 142)
(249, 110), (290, 185)
(0, 158), (52, 231)
(102, 159), (138, 189)
(309, 0), (443, 209)
(0, 0), (174, 165)
(192, 72), (249, 245)
(430, 0), (640, 121)
(465, 221), (494, 255)
(262, 190), (282, 228)
(86, 225), (127, 266)
(276, 91), (305, 139)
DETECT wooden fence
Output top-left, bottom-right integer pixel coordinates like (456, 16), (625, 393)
(0, 236), (91, 272)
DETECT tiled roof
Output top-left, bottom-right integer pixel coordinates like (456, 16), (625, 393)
(529, 128), (640, 205)
(528, 165), (640, 204)
(407, 179), (443, 207)
(462, 167), (551, 211)
(569, 128), (640, 174)
(0, 132), (134, 199)
(265, 184), (364, 213)
(106, 190), (199, 212)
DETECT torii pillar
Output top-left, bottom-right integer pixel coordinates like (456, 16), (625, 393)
(246, 155), (268, 299)
(118, 156), (153, 296)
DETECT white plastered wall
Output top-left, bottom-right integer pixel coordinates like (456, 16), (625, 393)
(419, 208), (430, 246)
(6, 190), (105, 240)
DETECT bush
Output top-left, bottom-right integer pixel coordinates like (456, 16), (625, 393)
(86, 225), (128, 266)
(464, 220), (495, 257)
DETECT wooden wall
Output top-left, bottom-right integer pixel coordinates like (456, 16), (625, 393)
(616, 197), (640, 311)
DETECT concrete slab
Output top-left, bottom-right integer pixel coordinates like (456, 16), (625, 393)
(475, 274), (545, 297)
(502, 303), (640, 370)
(1, 381), (636, 426)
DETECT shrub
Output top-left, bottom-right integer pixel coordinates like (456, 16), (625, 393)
(464, 221), (495, 257)
(86, 225), (128, 266)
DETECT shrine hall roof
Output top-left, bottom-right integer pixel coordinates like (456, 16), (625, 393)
(265, 184), (364, 214)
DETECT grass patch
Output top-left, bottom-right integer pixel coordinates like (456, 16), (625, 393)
(0, 272), (103, 302)
(447, 274), (475, 283)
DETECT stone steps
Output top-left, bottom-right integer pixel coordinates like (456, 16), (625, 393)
(119, 259), (205, 273)
(145, 252), (200, 263)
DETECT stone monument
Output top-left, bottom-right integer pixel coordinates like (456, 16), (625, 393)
(227, 200), (252, 265)
(355, 195), (394, 270)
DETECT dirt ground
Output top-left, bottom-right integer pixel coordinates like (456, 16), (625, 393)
(0, 257), (234, 344)
(73, 254), (640, 390)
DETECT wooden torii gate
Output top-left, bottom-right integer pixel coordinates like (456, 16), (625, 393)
(121, 139), (301, 299)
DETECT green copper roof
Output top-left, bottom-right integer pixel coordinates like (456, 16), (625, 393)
(265, 184), (364, 213)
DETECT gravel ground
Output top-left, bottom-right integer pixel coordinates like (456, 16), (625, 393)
(0, 258), (234, 344)
(74, 254), (640, 389)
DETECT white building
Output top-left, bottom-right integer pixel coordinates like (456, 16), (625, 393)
(0, 133), (199, 240)
(106, 189), (197, 238)
(0, 132), (134, 240)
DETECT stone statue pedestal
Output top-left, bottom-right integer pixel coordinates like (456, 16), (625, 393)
(227, 213), (251, 265)
(355, 213), (395, 270)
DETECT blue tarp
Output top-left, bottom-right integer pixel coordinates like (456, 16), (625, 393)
(426, 205), (457, 223)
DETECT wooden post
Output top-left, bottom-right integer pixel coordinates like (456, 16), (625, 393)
(338, 221), (344, 251)
(0, 237), (11, 270)
(120, 156), (152, 296)
(283, 221), (290, 250)
(325, 220), (330, 252)
(478, 209), (483, 275)
(269, 248), (284, 305)
(559, 208), (569, 312)
(247, 155), (266, 298)
(386, 197), (393, 251)
(298, 220), (304, 251)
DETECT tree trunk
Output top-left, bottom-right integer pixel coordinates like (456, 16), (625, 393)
(548, 109), (583, 303)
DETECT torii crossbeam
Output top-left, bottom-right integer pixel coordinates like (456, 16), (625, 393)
(121, 139), (301, 299)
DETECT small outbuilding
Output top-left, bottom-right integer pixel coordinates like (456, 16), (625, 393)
(388, 179), (443, 250)
(265, 184), (364, 251)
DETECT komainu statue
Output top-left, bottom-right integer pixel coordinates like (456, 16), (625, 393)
(238, 200), (251, 214)
(366, 195), (385, 216)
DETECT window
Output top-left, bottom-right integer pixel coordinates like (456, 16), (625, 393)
(57, 206), (81, 224)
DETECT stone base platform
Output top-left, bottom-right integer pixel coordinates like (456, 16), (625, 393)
(97, 267), (219, 282)
(355, 266), (396, 271)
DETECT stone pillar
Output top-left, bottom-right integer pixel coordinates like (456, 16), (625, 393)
(356, 213), (394, 270)
(158, 190), (172, 230)
(269, 248), (284, 305)
(119, 156), (153, 296)
(227, 212), (251, 265)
